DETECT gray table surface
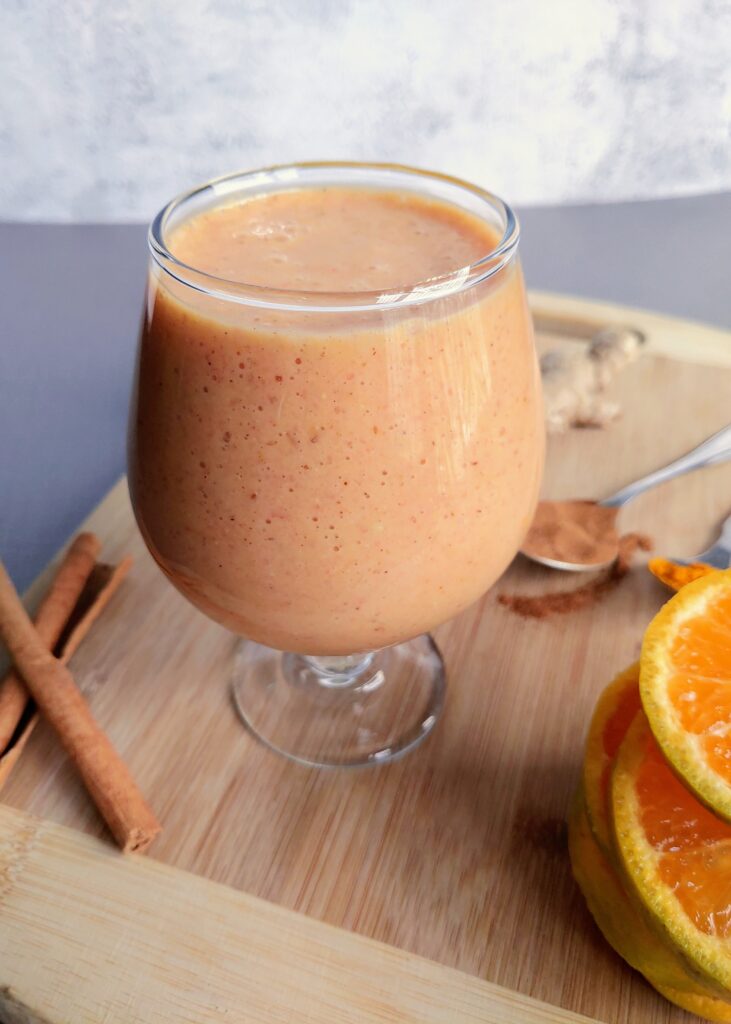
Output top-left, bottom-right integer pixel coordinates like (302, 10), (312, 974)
(3, 192), (730, 592)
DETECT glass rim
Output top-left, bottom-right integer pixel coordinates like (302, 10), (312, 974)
(148, 161), (520, 314)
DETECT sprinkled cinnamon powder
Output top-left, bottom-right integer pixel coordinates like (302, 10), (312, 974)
(499, 533), (652, 619)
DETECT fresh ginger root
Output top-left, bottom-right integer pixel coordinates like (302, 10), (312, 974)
(541, 326), (643, 434)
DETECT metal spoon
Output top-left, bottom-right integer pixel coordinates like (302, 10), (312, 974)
(522, 423), (731, 572)
(675, 510), (731, 570)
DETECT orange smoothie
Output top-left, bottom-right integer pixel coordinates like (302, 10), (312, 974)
(129, 186), (543, 655)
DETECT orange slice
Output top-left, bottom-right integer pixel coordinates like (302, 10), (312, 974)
(569, 790), (731, 1018)
(583, 662), (641, 853)
(648, 557), (716, 592)
(612, 710), (731, 992)
(654, 983), (731, 1023)
(640, 569), (731, 821)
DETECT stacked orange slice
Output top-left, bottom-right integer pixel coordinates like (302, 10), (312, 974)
(572, 570), (731, 1021)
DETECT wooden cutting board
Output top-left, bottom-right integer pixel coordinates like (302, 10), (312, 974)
(2, 292), (731, 1024)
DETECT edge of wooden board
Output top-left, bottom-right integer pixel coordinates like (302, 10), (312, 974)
(530, 290), (731, 366)
(3, 291), (728, 1024)
(0, 804), (597, 1024)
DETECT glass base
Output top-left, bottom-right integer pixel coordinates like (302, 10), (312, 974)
(231, 635), (446, 768)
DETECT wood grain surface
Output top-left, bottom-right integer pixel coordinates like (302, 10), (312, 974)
(0, 802), (597, 1024)
(2, 294), (731, 1023)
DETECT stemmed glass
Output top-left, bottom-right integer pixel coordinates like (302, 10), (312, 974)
(128, 162), (544, 767)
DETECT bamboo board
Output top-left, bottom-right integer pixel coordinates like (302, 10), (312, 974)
(2, 292), (731, 1024)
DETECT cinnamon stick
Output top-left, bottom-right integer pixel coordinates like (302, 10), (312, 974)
(0, 533), (100, 752)
(0, 556), (134, 791)
(59, 557), (134, 664)
(0, 559), (160, 853)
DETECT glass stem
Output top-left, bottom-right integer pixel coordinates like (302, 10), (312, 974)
(300, 652), (375, 688)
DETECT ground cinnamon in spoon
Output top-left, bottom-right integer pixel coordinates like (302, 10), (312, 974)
(521, 500), (620, 567)
(499, 532), (652, 619)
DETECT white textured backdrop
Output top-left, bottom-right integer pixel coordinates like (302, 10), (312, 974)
(1, 0), (730, 222)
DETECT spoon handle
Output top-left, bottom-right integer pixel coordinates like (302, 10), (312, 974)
(600, 423), (731, 509)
